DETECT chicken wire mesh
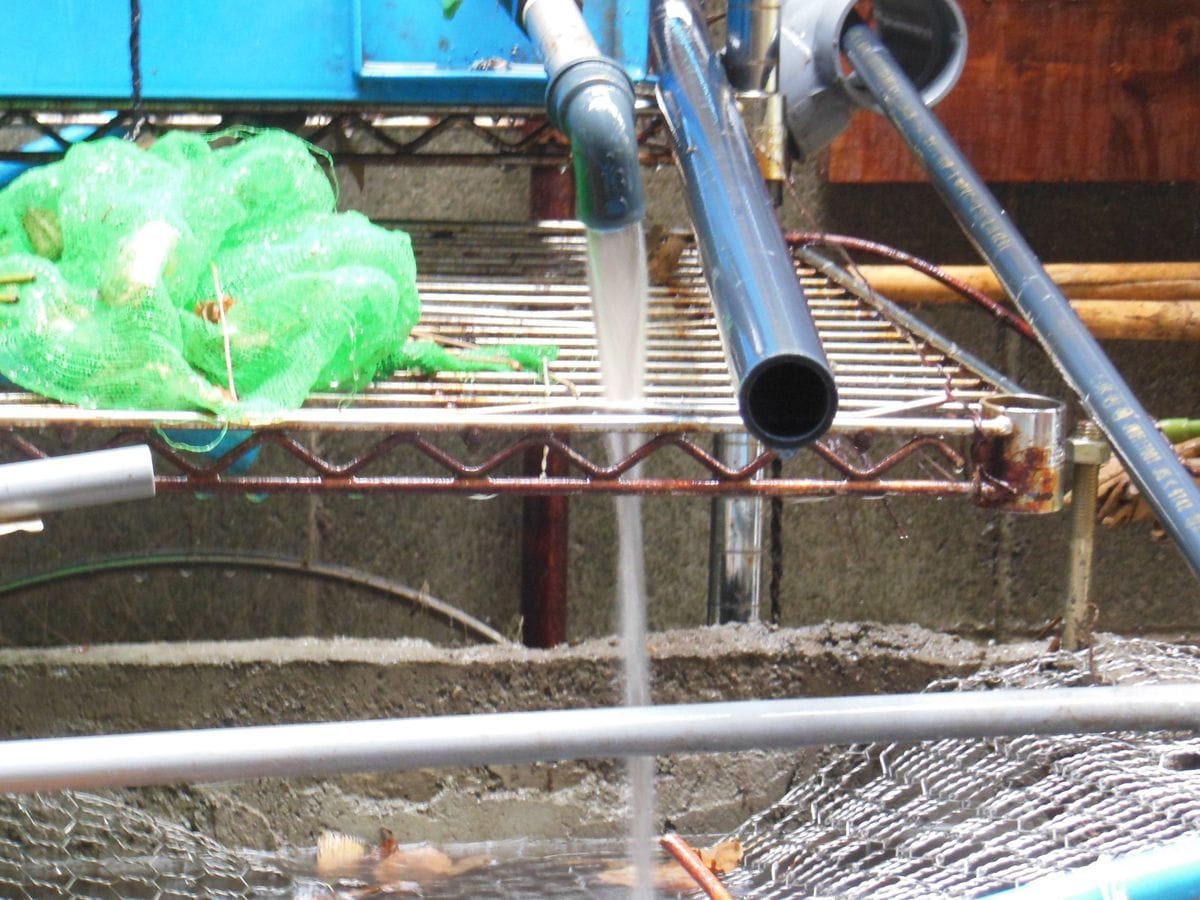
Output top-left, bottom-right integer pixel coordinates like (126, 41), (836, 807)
(0, 636), (1198, 897)
(0, 791), (297, 897)
(729, 636), (1200, 898)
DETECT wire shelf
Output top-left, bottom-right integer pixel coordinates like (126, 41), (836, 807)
(0, 221), (1019, 497)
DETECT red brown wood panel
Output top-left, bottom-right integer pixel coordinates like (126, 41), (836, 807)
(828, 0), (1200, 183)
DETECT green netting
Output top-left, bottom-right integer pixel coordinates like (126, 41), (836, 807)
(391, 341), (557, 377)
(0, 129), (420, 415)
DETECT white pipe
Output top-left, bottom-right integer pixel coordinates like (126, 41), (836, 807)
(0, 445), (155, 520)
(0, 685), (1197, 794)
(521, 0), (601, 74)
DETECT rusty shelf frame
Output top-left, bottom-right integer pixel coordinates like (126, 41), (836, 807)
(0, 222), (1023, 503)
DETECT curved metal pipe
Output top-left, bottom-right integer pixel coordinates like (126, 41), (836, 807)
(842, 22), (1200, 579)
(0, 684), (1196, 793)
(504, 0), (645, 230)
(651, 0), (837, 450)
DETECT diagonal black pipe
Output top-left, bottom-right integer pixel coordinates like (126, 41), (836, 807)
(842, 22), (1200, 579)
(650, 0), (838, 451)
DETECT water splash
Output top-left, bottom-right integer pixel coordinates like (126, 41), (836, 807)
(587, 223), (655, 899)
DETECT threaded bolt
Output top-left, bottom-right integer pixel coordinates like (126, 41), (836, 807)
(1062, 421), (1109, 651)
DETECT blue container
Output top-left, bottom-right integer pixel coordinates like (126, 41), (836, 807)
(1, 0), (650, 108)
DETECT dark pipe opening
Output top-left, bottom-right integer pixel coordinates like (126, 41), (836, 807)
(742, 358), (838, 449)
(849, 4), (961, 89)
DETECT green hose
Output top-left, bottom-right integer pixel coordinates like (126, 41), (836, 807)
(1160, 418), (1200, 443)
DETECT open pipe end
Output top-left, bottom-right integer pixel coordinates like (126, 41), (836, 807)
(740, 356), (839, 451)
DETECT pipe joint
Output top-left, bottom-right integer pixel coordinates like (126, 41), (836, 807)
(547, 57), (646, 230)
(979, 394), (1067, 514)
(779, 0), (967, 157)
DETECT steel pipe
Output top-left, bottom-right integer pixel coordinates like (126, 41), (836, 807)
(708, 433), (764, 623)
(726, 0), (781, 91)
(0, 685), (1197, 793)
(0, 445), (154, 521)
(842, 22), (1200, 579)
(651, 0), (838, 450)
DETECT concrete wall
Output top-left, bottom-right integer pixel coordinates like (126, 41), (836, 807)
(0, 624), (1037, 843)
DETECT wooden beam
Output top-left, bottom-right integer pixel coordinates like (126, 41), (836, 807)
(858, 262), (1200, 341)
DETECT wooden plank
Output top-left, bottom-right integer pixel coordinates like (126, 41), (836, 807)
(856, 262), (1200, 302)
(828, 0), (1200, 183)
(857, 262), (1200, 340)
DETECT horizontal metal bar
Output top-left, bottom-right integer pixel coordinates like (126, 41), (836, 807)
(154, 475), (980, 497)
(0, 445), (156, 519)
(1, 686), (1195, 794)
(0, 404), (1007, 436)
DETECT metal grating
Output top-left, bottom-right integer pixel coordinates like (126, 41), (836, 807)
(0, 221), (1019, 496)
(729, 637), (1200, 899)
(0, 221), (1010, 435)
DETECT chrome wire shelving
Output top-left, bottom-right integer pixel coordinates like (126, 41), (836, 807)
(0, 221), (1020, 500)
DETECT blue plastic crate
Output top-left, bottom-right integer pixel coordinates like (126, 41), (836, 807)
(1, 0), (650, 107)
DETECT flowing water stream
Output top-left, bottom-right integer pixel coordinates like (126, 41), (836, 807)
(586, 223), (655, 898)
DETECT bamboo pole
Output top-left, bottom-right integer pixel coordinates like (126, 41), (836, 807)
(856, 262), (1200, 341)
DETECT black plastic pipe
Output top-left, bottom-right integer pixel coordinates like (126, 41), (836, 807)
(842, 22), (1200, 578)
(651, 0), (838, 450)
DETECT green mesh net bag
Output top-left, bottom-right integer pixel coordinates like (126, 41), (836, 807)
(0, 129), (420, 415)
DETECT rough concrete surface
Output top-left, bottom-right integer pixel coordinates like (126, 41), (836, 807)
(0, 624), (1039, 847)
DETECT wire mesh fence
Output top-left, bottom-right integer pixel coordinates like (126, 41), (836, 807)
(0, 791), (296, 897)
(728, 637), (1200, 898)
(0, 636), (1198, 897)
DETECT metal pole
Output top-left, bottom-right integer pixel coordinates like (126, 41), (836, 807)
(711, 0), (784, 626)
(1, 685), (1197, 794)
(708, 433), (763, 624)
(0, 445), (155, 520)
(725, 0), (781, 92)
(842, 23), (1200, 581)
(521, 437), (571, 647)
(726, 0), (787, 196)
(1063, 422), (1110, 650)
(520, 161), (577, 648)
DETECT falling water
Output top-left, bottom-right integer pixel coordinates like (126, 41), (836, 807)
(586, 222), (655, 899)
